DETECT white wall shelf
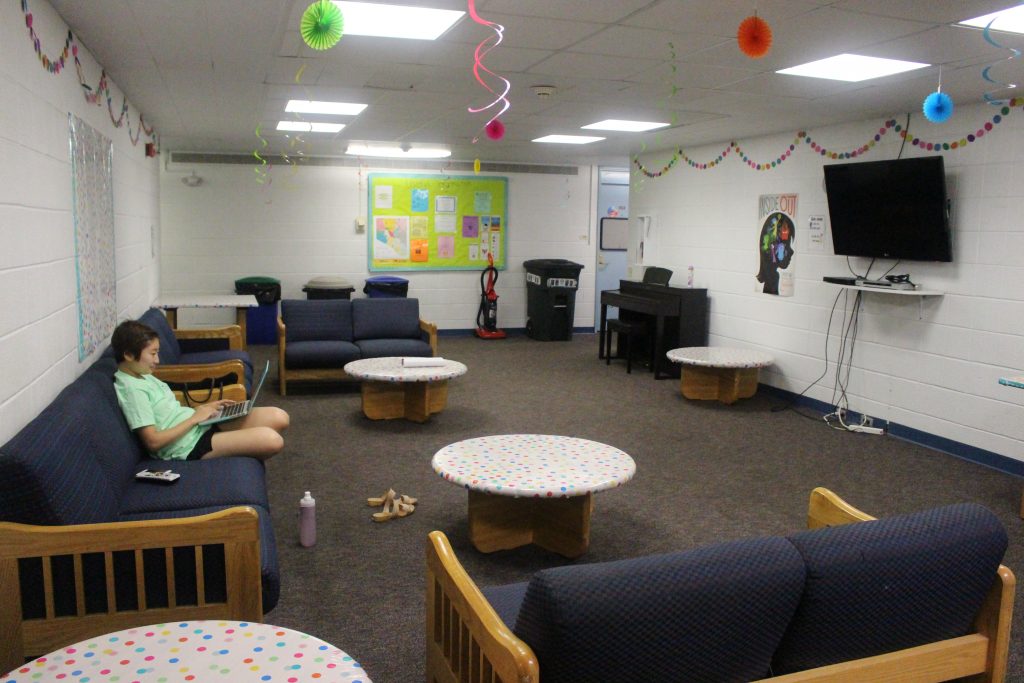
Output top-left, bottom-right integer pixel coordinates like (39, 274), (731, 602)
(826, 283), (943, 297)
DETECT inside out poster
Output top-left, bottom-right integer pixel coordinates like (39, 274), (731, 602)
(755, 193), (797, 296)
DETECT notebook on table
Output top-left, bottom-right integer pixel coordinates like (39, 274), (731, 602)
(198, 360), (270, 426)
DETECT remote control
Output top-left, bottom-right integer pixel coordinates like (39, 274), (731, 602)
(135, 468), (181, 483)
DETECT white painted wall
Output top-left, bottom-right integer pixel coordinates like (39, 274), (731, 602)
(634, 104), (1024, 464)
(160, 162), (597, 331)
(0, 0), (161, 444)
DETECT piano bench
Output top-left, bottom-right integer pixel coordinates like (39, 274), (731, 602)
(606, 318), (646, 374)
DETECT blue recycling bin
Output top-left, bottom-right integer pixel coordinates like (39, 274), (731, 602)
(363, 275), (409, 298)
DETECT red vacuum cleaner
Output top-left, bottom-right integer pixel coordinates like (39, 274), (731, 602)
(475, 252), (506, 339)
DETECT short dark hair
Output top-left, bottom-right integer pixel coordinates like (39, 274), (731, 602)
(111, 320), (158, 362)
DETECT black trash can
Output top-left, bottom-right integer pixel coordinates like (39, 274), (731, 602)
(303, 276), (355, 300)
(363, 275), (409, 298)
(523, 259), (584, 341)
(235, 276), (281, 345)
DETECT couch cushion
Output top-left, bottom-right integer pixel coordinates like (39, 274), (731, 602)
(140, 308), (182, 363)
(772, 503), (1007, 675)
(352, 298), (422, 340)
(283, 299), (354, 342)
(513, 536), (806, 683)
(286, 340), (362, 369)
(118, 457), (269, 515)
(481, 581), (529, 631)
(354, 338), (432, 358)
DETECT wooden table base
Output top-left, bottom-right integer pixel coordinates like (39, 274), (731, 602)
(360, 379), (449, 423)
(467, 489), (593, 558)
(680, 366), (760, 404)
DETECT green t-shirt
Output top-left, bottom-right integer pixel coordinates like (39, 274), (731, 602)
(114, 370), (209, 460)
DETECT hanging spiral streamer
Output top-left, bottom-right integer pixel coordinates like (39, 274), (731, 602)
(981, 18), (1021, 104)
(466, 0), (510, 142)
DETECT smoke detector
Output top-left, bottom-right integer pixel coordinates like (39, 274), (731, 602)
(532, 85), (557, 99)
(181, 171), (203, 187)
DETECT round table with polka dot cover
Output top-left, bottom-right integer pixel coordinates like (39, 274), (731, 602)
(343, 357), (467, 423)
(666, 346), (775, 404)
(1, 621), (371, 683)
(432, 434), (636, 558)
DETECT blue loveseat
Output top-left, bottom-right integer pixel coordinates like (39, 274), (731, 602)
(427, 488), (1015, 683)
(277, 297), (438, 395)
(0, 357), (279, 669)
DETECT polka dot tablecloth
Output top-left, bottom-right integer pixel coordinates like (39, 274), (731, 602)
(1, 621), (371, 683)
(666, 346), (775, 369)
(343, 357), (467, 383)
(432, 434), (636, 498)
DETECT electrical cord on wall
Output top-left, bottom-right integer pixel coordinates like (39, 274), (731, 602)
(770, 289), (844, 418)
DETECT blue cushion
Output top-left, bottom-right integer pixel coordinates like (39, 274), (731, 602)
(513, 537), (806, 683)
(354, 339), (432, 358)
(119, 457), (269, 515)
(352, 298), (422, 340)
(139, 308), (182, 363)
(286, 340), (362, 369)
(481, 581), (529, 630)
(772, 503), (1007, 675)
(120, 503), (279, 613)
(282, 299), (354, 342)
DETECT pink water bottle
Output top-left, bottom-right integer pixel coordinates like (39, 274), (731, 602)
(299, 491), (316, 547)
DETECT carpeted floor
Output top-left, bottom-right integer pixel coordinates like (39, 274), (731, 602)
(251, 333), (1023, 683)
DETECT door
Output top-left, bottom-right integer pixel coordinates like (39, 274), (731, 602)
(594, 168), (630, 327)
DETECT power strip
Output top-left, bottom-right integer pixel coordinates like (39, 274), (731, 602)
(847, 424), (884, 435)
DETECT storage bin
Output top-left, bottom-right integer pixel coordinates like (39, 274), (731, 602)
(303, 276), (354, 300)
(363, 275), (409, 298)
(523, 259), (584, 341)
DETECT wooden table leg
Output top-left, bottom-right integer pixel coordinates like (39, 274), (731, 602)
(361, 380), (449, 422)
(236, 307), (248, 350)
(467, 490), (592, 558)
(164, 308), (178, 329)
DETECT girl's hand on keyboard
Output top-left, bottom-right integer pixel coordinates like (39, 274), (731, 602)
(210, 399), (237, 409)
(193, 403), (224, 421)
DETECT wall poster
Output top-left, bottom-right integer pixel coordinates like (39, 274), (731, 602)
(755, 193), (797, 296)
(368, 173), (508, 271)
(69, 114), (115, 360)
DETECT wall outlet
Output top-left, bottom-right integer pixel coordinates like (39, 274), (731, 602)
(861, 416), (873, 428)
(355, 217), (366, 234)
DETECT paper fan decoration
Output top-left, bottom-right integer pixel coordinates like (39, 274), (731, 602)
(301, 0), (344, 51)
(923, 90), (954, 123)
(485, 119), (506, 140)
(737, 15), (772, 59)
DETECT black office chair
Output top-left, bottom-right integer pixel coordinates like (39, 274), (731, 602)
(606, 267), (673, 373)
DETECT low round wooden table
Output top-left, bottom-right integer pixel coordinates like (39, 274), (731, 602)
(1, 620), (371, 682)
(344, 357), (467, 423)
(432, 434), (636, 558)
(667, 347), (775, 404)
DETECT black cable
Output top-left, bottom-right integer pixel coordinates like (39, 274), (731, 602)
(770, 289), (845, 413)
(897, 112), (910, 159)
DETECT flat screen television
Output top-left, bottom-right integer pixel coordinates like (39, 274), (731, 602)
(823, 155), (952, 262)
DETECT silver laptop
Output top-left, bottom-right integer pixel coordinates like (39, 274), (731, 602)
(199, 360), (270, 426)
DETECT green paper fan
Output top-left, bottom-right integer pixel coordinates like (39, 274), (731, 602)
(301, 0), (344, 51)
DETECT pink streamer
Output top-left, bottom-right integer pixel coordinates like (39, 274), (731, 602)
(467, 0), (510, 142)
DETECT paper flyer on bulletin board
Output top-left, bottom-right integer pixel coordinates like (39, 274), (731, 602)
(367, 173), (508, 271)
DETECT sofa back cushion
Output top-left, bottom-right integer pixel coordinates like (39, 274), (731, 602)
(772, 503), (1007, 675)
(282, 299), (354, 342)
(513, 537), (806, 683)
(352, 298), (422, 340)
(139, 308), (182, 363)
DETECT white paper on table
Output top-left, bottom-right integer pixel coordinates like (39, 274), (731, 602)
(402, 357), (448, 367)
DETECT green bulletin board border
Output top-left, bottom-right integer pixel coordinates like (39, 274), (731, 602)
(367, 173), (508, 271)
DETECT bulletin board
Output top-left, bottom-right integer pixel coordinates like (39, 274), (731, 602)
(367, 173), (508, 271)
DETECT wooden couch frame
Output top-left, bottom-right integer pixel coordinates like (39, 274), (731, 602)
(425, 487), (1015, 683)
(151, 322), (250, 401)
(0, 506), (263, 673)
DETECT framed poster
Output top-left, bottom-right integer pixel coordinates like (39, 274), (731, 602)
(368, 173), (508, 271)
(755, 193), (797, 297)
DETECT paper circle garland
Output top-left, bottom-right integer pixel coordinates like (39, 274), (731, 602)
(923, 91), (954, 123)
(485, 119), (505, 140)
(474, 158), (481, 173)
(300, 0), (344, 51)
(737, 15), (772, 58)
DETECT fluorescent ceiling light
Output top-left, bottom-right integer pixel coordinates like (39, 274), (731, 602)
(777, 54), (929, 82)
(959, 5), (1024, 34)
(276, 121), (346, 133)
(533, 134), (605, 145)
(582, 119), (669, 132)
(345, 143), (451, 158)
(286, 100), (367, 115)
(334, 1), (464, 40)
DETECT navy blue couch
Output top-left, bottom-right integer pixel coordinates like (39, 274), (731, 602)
(277, 297), (437, 394)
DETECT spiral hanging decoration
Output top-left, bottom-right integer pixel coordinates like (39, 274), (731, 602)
(466, 0), (511, 143)
(300, 0), (344, 51)
(981, 18), (1021, 104)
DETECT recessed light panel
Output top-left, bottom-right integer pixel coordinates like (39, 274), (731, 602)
(959, 5), (1024, 34)
(582, 119), (669, 132)
(334, 2), (464, 40)
(286, 100), (368, 115)
(533, 135), (605, 145)
(777, 54), (929, 82)
(276, 121), (346, 133)
(345, 143), (451, 158)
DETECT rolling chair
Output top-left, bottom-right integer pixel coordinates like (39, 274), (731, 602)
(605, 267), (673, 373)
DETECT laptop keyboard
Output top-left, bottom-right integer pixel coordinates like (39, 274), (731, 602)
(219, 400), (250, 418)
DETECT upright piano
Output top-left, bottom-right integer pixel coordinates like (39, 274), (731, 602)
(599, 281), (709, 379)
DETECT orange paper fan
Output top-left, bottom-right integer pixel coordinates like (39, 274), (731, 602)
(737, 15), (772, 59)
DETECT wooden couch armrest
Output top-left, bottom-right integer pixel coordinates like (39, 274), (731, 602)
(173, 325), (243, 351)
(0, 507), (262, 672)
(153, 360), (247, 388)
(173, 383), (247, 407)
(426, 531), (537, 683)
(420, 319), (438, 356)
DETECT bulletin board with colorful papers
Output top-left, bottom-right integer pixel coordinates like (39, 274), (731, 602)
(367, 173), (508, 271)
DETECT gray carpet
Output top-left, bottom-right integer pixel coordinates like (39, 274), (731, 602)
(251, 334), (1023, 682)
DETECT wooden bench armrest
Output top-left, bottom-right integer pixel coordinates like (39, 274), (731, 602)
(153, 360), (248, 387)
(426, 531), (537, 683)
(807, 486), (875, 529)
(420, 319), (438, 356)
(173, 325), (243, 350)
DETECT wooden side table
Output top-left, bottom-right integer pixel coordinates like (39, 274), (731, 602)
(344, 357), (467, 423)
(667, 347), (775, 404)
